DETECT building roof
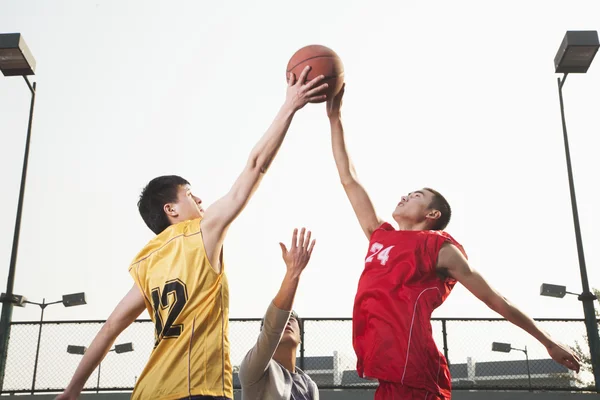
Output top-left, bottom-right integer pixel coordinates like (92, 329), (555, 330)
(475, 359), (569, 377)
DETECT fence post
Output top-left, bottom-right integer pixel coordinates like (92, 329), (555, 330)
(299, 319), (305, 370)
(442, 319), (450, 365)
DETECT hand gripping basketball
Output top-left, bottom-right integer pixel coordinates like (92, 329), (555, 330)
(285, 66), (328, 111)
(287, 44), (345, 103)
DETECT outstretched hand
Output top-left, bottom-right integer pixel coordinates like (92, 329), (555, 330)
(279, 228), (316, 279)
(327, 83), (345, 119)
(547, 341), (581, 373)
(285, 66), (328, 111)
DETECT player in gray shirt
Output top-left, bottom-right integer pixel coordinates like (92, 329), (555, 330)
(239, 228), (319, 400)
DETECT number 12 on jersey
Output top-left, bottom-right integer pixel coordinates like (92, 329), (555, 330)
(365, 243), (394, 266)
(151, 279), (188, 347)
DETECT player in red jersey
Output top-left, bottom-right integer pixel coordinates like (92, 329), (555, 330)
(326, 85), (580, 400)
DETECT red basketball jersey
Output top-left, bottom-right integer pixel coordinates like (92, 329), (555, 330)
(352, 223), (467, 398)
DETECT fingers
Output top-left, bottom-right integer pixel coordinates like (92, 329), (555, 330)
(308, 94), (327, 103)
(288, 227), (315, 256)
(555, 351), (580, 372)
(298, 227), (306, 249)
(303, 74), (326, 90)
(304, 229), (311, 249)
(279, 242), (288, 258)
(288, 72), (296, 87)
(306, 83), (329, 98)
(291, 228), (298, 250)
(308, 239), (316, 256)
(297, 65), (311, 85)
(565, 359), (579, 372)
(568, 356), (581, 372)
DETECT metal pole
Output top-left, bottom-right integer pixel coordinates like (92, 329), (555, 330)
(299, 320), (305, 370)
(557, 76), (600, 392)
(0, 78), (37, 391)
(31, 299), (45, 394)
(524, 346), (532, 392)
(442, 319), (450, 365)
(97, 361), (101, 393)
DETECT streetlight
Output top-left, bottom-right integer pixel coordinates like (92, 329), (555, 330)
(553, 30), (600, 393)
(67, 342), (134, 393)
(0, 32), (37, 392)
(66, 345), (87, 356)
(0, 292), (87, 393)
(540, 283), (580, 299)
(492, 341), (532, 392)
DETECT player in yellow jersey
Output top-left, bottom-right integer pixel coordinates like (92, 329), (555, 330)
(56, 66), (328, 400)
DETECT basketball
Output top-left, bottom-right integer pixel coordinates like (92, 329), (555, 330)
(286, 45), (344, 103)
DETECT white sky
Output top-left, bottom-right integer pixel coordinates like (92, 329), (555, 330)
(1, 0), (600, 388)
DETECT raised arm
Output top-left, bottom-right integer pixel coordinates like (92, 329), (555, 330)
(327, 85), (382, 239)
(437, 243), (580, 372)
(239, 228), (315, 386)
(201, 67), (327, 268)
(56, 285), (147, 399)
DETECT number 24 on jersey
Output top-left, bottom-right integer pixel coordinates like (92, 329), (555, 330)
(365, 243), (394, 266)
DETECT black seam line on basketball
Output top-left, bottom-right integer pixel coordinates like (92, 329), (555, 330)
(288, 74), (343, 83)
(319, 75), (344, 80)
(287, 55), (343, 73)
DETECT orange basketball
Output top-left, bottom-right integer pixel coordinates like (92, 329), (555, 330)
(286, 45), (344, 103)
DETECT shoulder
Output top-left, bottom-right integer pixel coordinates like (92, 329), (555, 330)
(296, 367), (319, 389)
(129, 219), (202, 268)
(369, 222), (395, 239)
(422, 230), (467, 259)
(377, 222), (395, 232)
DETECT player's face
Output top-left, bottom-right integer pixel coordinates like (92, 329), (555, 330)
(281, 314), (301, 345)
(392, 189), (434, 223)
(174, 185), (204, 220)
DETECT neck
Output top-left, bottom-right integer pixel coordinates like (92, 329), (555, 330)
(273, 342), (297, 373)
(395, 219), (432, 231)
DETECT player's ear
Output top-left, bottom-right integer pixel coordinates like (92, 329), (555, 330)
(164, 202), (179, 218)
(426, 209), (441, 221)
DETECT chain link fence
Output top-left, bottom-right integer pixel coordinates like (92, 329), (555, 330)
(1, 318), (595, 393)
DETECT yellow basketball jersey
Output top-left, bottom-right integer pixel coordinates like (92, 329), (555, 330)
(128, 218), (232, 400)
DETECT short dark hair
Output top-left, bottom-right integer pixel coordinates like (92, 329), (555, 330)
(138, 175), (190, 235)
(424, 188), (451, 231)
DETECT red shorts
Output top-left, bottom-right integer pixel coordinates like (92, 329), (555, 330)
(375, 381), (448, 400)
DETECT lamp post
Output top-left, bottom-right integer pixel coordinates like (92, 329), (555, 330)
(0, 292), (87, 393)
(0, 32), (37, 392)
(492, 342), (532, 391)
(68, 342), (134, 393)
(540, 283), (580, 299)
(553, 30), (600, 392)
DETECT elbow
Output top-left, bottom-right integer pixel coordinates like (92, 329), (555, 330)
(339, 164), (358, 186)
(340, 176), (358, 187)
(340, 177), (354, 186)
(248, 151), (271, 175)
